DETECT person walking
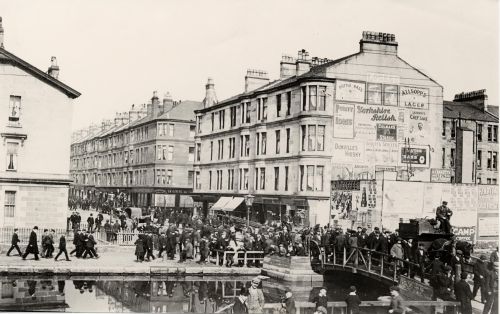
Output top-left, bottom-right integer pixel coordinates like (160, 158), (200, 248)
(134, 234), (145, 262)
(22, 226), (40, 260)
(247, 277), (265, 314)
(157, 232), (167, 259)
(82, 231), (98, 258)
(145, 232), (155, 261)
(388, 286), (405, 314)
(473, 255), (489, 303)
(345, 286), (361, 314)
(6, 228), (22, 256)
(454, 272), (472, 314)
(54, 234), (71, 261)
(483, 262), (498, 314)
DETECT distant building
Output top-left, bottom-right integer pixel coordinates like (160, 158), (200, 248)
(70, 92), (201, 209)
(193, 31), (445, 227)
(441, 89), (498, 184)
(0, 17), (80, 229)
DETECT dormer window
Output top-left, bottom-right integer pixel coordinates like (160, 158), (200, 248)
(8, 96), (21, 123)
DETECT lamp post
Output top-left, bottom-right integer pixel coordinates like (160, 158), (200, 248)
(244, 194), (255, 228)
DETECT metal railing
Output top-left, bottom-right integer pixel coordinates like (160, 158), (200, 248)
(0, 227), (69, 244)
(209, 250), (265, 266)
(215, 300), (461, 314)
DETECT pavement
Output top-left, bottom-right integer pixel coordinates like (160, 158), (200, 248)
(0, 249), (261, 276)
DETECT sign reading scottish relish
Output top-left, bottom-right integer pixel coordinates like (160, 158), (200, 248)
(335, 80), (366, 103)
(399, 86), (429, 110)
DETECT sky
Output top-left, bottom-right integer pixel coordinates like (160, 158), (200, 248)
(1, 0), (498, 131)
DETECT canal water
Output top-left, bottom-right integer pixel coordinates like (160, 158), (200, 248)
(0, 272), (390, 313)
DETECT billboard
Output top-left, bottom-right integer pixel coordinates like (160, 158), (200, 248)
(336, 80), (366, 103)
(430, 169), (452, 183)
(400, 146), (429, 167)
(452, 226), (476, 243)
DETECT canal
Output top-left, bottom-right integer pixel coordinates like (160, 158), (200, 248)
(0, 272), (390, 313)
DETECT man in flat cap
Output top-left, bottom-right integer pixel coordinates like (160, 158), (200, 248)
(436, 201), (453, 234)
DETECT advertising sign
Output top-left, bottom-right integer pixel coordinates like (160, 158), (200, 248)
(366, 141), (399, 165)
(478, 185), (499, 212)
(354, 104), (398, 140)
(334, 103), (355, 138)
(430, 169), (452, 183)
(478, 217), (499, 237)
(376, 124), (397, 141)
(452, 226), (476, 243)
(400, 86), (429, 110)
(400, 146), (428, 166)
(336, 80), (366, 103)
(333, 140), (365, 163)
(406, 110), (429, 144)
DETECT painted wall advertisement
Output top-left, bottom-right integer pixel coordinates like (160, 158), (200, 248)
(452, 226), (476, 243)
(333, 140), (365, 163)
(335, 80), (366, 103)
(376, 124), (397, 141)
(354, 105), (398, 140)
(430, 169), (452, 183)
(333, 103), (354, 138)
(399, 86), (429, 110)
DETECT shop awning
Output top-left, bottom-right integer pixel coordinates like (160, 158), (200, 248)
(210, 196), (233, 211)
(221, 197), (245, 212)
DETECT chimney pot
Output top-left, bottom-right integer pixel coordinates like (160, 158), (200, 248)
(47, 56), (60, 79)
(203, 77), (218, 108)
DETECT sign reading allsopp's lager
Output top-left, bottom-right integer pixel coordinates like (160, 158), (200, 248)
(399, 86), (429, 110)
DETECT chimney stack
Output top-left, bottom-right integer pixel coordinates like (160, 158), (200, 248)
(296, 49), (311, 76)
(244, 70), (269, 93)
(280, 54), (296, 79)
(48, 56), (60, 79)
(0, 17), (4, 49)
(454, 89), (490, 112)
(163, 92), (174, 112)
(202, 77), (218, 108)
(151, 90), (164, 117)
(359, 31), (398, 55)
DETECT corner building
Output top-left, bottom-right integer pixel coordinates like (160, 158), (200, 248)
(0, 17), (80, 228)
(194, 31), (444, 226)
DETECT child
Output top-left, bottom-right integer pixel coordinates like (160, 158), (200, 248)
(345, 286), (361, 314)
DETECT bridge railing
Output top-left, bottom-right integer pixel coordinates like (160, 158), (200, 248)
(215, 300), (460, 314)
(209, 250), (265, 267)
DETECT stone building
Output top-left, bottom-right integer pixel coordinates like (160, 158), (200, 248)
(70, 92), (201, 209)
(193, 31), (444, 226)
(0, 17), (80, 229)
(441, 89), (498, 184)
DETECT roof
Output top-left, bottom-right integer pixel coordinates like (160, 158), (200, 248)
(0, 48), (81, 98)
(443, 101), (499, 123)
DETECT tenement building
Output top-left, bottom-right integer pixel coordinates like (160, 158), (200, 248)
(441, 89), (498, 184)
(193, 31), (444, 226)
(0, 17), (81, 229)
(70, 92), (201, 209)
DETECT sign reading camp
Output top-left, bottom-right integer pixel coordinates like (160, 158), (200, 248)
(399, 86), (429, 110)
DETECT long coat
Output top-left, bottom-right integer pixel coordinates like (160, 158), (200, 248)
(454, 280), (472, 314)
(26, 231), (39, 254)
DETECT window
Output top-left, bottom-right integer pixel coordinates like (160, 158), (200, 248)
(209, 171), (212, 190)
(487, 178), (492, 185)
(196, 143), (201, 162)
(488, 125), (493, 141)
(4, 191), (15, 217)
(8, 96), (21, 122)
(275, 130), (281, 154)
(442, 121), (447, 137)
(301, 125), (325, 151)
(219, 110), (225, 129)
(240, 103), (245, 124)
(229, 137), (236, 158)
(211, 113), (215, 131)
(286, 91), (291, 116)
(190, 125), (196, 138)
(262, 98), (268, 121)
(245, 102), (251, 123)
(257, 98), (268, 121)
(318, 86), (326, 111)
(188, 147), (195, 162)
(477, 150), (482, 168)
(451, 120), (456, 139)
(451, 148), (455, 167)
(493, 152), (498, 170)
(217, 139), (224, 160)
(274, 167), (279, 191)
(493, 178), (497, 185)
(6, 142), (19, 171)
(284, 166), (289, 191)
(260, 167), (266, 190)
(301, 86), (307, 111)
(168, 124), (174, 136)
(477, 177), (481, 184)
(195, 171), (201, 189)
(240, 168), (249, 190)
(261, 132), (267, 155)
(308, 125), (316, 151)
(244, 135), (250, 156)
(230, 106), (237, 127)
(300, 165), (324, 191)
(210, 141), (213, 161)
(477, 124), (483, 141)
(309, 86), (317, 110)
(301, 125), (307, 151)
(256, 133), (260, 155)
(317, 126), (325, 151)
(227, 169), (234, 190)
(487, 151), (493, 169)
(276, 94), (282, 117)
(494, 126), (498, 142)
(167, 145), (174, 160)
(442, 148), (446, 168)
(286, 128), (290, 153)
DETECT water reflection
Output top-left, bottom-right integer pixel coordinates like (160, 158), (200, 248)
(0, 273), (388, 313)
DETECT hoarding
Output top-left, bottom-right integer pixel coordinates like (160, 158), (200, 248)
(478, 217), (498, 237)
(452, 226), (476, 243)
(336, 80), (366, 103)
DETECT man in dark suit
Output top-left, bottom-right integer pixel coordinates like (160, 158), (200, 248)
(454, 272), (472, 314)
(472, 255), (488, 303)
(54, 234), (71, 261)
(233, 287), (249, 314)
(22, 226), (39, 260)
(6, 228), (21, 256)
(82, 231), (98, 258)
(87, 214), (95, 232)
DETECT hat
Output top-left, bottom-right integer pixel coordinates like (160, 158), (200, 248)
(442, 201), (448, 205)
(480, 255), (488, 261)
(350, 285), (356, 292)
(389, 286), (400, 292)
(374, 227), (380, 231)
(251, 277), (261, 284)
(460, 273), (468, 280)
(397, 237), (402, 242)
(316, 306), (328, 314)
(33, 226), (38, 230)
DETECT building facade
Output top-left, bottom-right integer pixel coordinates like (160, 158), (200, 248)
(70, 92), (201, 209)
(193, 31), (444, 227)
(0, 17), (81, 228)
(441, 89), (498, 185)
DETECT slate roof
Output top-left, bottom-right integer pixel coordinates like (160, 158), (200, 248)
(0, 48), (81, 98)
(443, 101), (499, 123)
